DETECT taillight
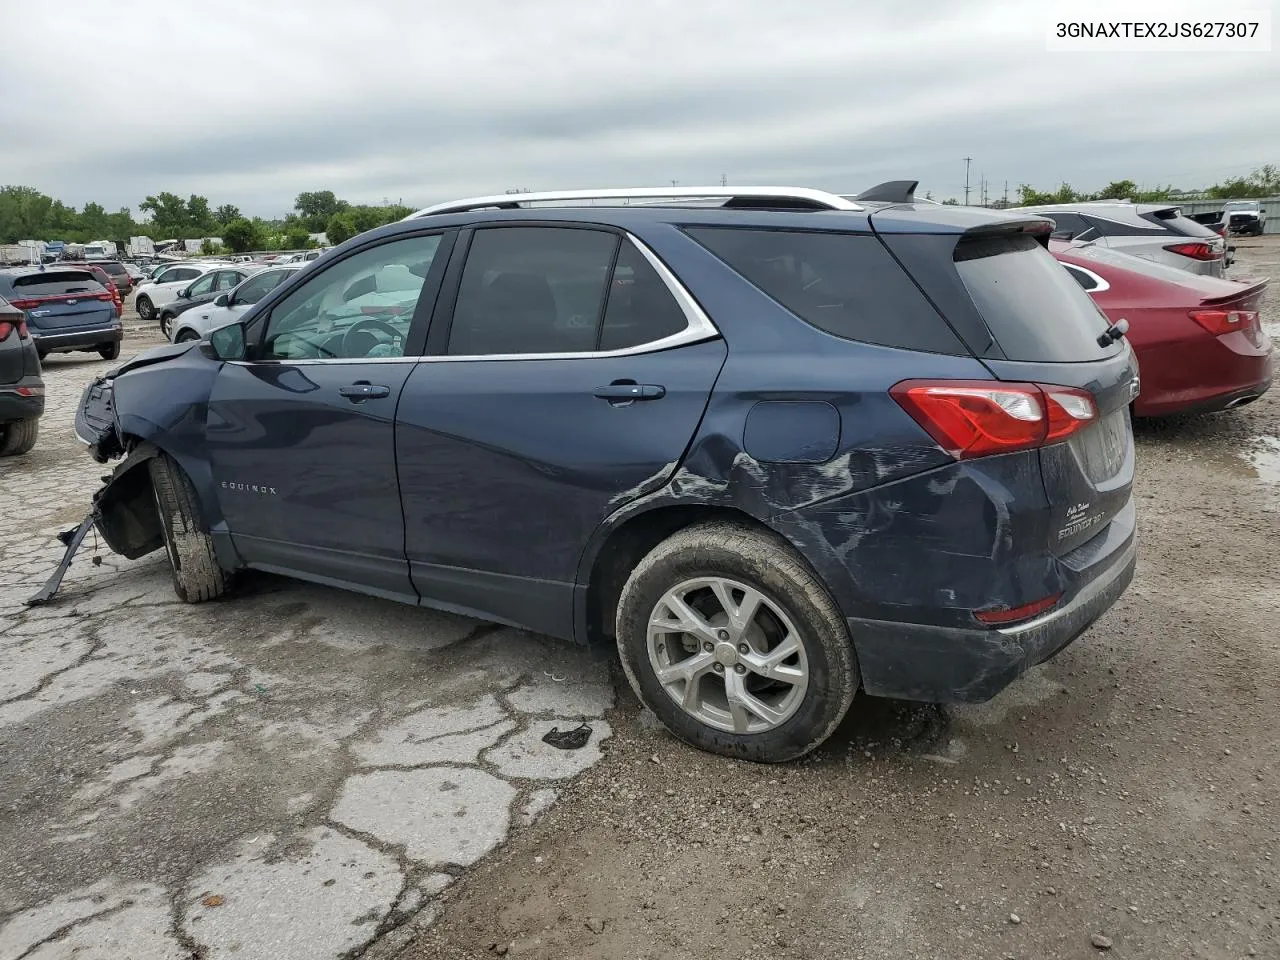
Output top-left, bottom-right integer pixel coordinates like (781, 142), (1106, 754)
(96, 292), (115, 303)
(0, 318), (27, 339)
(1164, 241), (1222, 261)
(1189, 309), (1259, 336)
(890, 380), (1098, 460)
(8, 298), (37, 310)
(0, 321), (13, 341)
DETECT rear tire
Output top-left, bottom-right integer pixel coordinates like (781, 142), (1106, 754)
(149, 454), (229, 602)
(615, 521), (858, 763)
(99, 341), (120, 361)
(136, 295), (154, 321)
(0, 418), (39, 456)
(159, 313), (172, 339)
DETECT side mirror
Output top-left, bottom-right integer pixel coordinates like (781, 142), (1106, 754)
(214, 294), (229, 307)
(208, 321), (247, 361)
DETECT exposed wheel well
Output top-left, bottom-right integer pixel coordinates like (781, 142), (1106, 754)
(584, 505), (774, 645)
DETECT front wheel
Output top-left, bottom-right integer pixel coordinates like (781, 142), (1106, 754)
(0, 418), (39, 456)
(136, 295), (154, 321)
(175, 329), (200, 343)
(159, 313), (172, 339)
(149, 454), (230, 602)
(615, 521), (858, 763)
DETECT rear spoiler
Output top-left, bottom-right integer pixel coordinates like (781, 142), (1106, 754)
(1200, 277), (1270, 306)
(960, 219), (1056, 249)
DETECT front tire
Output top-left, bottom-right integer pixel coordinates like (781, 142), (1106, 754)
(149, 454), (229, 602)
(615, 521), (858, 763)
(136, 295), (154, 321)
(159, 312), (172, 339)
(99, 341), (120, 361)
(175, 329), (200, 343)
(0, 418), (39, 456)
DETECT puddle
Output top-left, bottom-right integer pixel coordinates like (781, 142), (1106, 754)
(1244, 435), (1280, 488)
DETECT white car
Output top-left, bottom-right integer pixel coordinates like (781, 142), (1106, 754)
(169, 265), (305, 342)
(134, 261), (237, 322)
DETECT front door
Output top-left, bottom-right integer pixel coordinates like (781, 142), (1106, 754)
(205, 231), (452, 603)
(396, 225), (726, 636)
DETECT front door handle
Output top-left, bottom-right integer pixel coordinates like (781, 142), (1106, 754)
(593, 382), (666, 402)
(339, 381), (391, 402)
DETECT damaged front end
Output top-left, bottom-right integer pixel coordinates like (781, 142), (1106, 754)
(32, 370), (170, 605)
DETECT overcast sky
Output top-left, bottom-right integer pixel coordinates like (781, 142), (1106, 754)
(3, 0), (1276, 217)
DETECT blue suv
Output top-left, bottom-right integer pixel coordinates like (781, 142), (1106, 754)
(73, 183), (1138, 761)
(0, 266), (123, 361)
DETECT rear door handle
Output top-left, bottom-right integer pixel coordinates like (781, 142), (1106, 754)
(593, 383), (666, 402)
(339, 382), (390, 402)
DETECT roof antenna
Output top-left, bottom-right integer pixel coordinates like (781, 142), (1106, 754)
(854, 180), (919, 204)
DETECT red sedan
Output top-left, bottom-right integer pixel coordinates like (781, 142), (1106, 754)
(1050, 240), (1272, 416)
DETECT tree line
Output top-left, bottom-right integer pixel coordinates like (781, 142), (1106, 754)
(0, 186), (412, 252)
(3, 165), (1276, 251)
(1015, 164), (1279, 207)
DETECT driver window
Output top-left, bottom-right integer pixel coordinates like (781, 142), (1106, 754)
(261, 235), (441, 361)
(187, 273), (216, 297)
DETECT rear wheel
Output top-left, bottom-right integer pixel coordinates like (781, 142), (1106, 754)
(159, 312), (172, 339)
(136, 295), (154, 321)
(99, 341), (120, 361)
(149, 454), (229, 602)
(0, 418), (39, 456)
(615, 521), (858, 763)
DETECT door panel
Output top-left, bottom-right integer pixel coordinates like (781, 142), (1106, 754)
(206, 361), (417, 601)
(396, 339), (727, 636)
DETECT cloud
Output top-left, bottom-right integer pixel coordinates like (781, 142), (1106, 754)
(1, 0), (1274, 215)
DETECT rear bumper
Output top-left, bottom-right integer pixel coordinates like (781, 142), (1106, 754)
(0, 378), (45, 421)
(851, 512), (1137, 704)
(31, 324), (123, 353)
(1133, 333), (1272, 417)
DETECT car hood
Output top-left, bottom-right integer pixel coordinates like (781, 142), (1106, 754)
(104, 340), (198, 380)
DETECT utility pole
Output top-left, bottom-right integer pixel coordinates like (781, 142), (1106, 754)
(1003, 180), (1008, 206)
(720, 173), (728, 187)
(963, 157), (972, 206)
(981, 174), (987, 207)
(671, 179), (679, 188)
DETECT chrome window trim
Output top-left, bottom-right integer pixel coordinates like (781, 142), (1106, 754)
(1062, 264), (1110, 293)
(232, 232), (721, 367)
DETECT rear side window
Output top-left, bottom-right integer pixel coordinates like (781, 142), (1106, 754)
(599, 242), (688, 351)
(233, 270), (288, 305)
(448, 227), (620, 356)
(1085, 215), (1164, 238)
(11, 271), (104, 296)
(685, 227), (965, 354)
(955, 233), (1115, 362)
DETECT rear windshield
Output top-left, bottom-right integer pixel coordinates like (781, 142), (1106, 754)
(1140, 209), (1217, 238)
(685, 227), (966, 354)
(8, 271), (105, 296)
(954, 233), (1117, 362)
(92, 261), (128, 276)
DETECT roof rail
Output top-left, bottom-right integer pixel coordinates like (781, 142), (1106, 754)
(404, 186), (863, 219)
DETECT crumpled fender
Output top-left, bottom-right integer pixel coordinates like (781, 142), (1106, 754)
(93, 441), (164, 560)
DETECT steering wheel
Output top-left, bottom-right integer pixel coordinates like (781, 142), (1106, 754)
(340, 316), (403, 357)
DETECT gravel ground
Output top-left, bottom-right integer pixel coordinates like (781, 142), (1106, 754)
(403, 236), (1280, 960)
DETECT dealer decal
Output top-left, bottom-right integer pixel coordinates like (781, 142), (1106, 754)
(1057, 501), (1105, 541)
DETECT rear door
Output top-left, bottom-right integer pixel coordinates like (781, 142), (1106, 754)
(8, 271), (115, 332)
(397, 224), (726, 637)
(948, 231), (1138, 553)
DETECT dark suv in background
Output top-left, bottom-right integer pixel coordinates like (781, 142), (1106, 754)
(88, 259), (135, 297)
(0, 266), (123, 360)
(75, 182), (1138, 762)
(0, 295), (43, 456)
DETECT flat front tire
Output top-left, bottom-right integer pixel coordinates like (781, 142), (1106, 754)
(615, 521), (858, 763)
(149, 454), (229, 602)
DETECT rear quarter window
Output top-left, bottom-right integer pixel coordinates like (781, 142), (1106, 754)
(955, 233), (1117, 363)
(685, 227), (966, 354)
(1142, 211), (1218, 238)
(11, 271), (105, 296)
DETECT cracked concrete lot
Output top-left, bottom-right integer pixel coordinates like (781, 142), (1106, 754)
(0, 333), (615, 959)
